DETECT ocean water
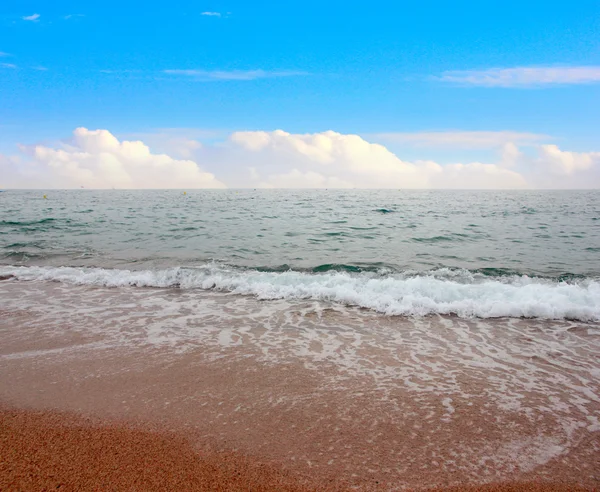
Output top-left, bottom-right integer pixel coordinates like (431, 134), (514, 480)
(1, 189), (600, 320)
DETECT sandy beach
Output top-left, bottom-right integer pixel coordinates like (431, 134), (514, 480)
(1, 279), (599, 491)
(1, 408), (593, 491)
(1, 407), (345, 491)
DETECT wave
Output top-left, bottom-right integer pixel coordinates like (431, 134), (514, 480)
(1, 264), (599, 321)
(0, 218), (56, 226)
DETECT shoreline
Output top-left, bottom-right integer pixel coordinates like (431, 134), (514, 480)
(1, 280), (599, 490)
(1, 406), (593, 492)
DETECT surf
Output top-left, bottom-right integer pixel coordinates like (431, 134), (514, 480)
(1, 264), (598, 321)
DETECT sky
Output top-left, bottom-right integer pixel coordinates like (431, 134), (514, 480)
(1, 0), (599, 189)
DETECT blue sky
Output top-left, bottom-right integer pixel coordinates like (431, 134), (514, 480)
(1, 0), (599, 188)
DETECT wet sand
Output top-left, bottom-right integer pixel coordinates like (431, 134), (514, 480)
(1, 281), (599, 490)
(0, 407), (342, 491)
(1, 407), (592, 492)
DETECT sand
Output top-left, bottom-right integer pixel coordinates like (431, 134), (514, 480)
(0, 408), (345, 492)
(1, 281), (600, 490)
(1, 407), (595, 492)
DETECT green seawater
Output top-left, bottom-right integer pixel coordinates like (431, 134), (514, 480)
(1, 189), (599, 278)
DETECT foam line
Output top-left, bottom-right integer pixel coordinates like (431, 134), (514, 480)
(1, 265), (598, 321)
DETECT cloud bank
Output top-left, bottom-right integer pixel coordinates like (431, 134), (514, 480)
(2, 128), (225, 189)
(1, 127), (599, 189)
(440, 66), (600, 87)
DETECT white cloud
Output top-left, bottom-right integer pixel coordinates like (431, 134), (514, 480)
(499, 142), (522, 168)
(31, 66), (48, 71)
(201, 11), (221, 17)
(1, 63), (17, 69)
(3, 128), (599, 189)
(537, 145), (600, 175)
(99, 69), (140, 75)
(0, 52), (11, 57)
(22, 13), (40, 22)
(163, 69), (308, 81)
(229, 130), (526, 189)
(64, 14), (85, 20)
(374, 131), (549, 149)
(5, 128), (225, 189)
(260, 169), (355, 189)
(161, 138), (202, 158)
(230, 130), (424, 175)
(248, 167), (260, 181)
(430, 162), (527, 189)
(117, 129), (219, 159)
(439, 66), (600, 87)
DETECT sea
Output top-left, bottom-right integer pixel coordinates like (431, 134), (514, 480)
(1, 189), (600, 485)
(1, 189), (599, 320)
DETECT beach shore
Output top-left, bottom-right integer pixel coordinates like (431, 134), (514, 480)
(1, 280), (599, 491)
(1, 407), (593, 492)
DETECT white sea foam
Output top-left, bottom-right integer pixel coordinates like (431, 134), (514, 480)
(1, 265), (599, 321)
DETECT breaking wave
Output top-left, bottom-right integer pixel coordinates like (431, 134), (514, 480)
(1, 264), (599, 321)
